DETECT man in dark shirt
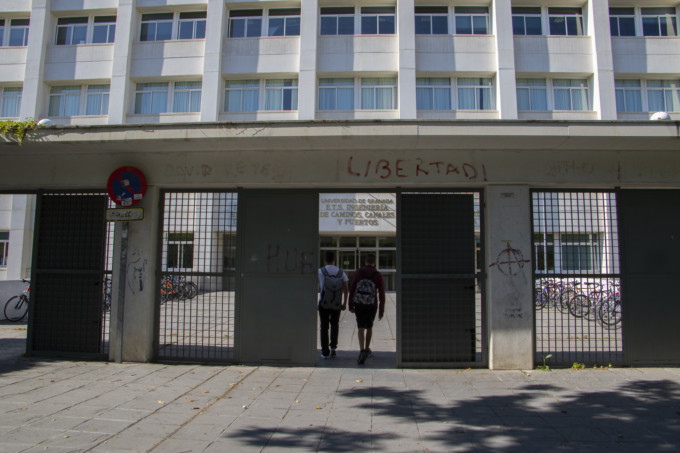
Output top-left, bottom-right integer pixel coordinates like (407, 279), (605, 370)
(348, 254), (385, 364)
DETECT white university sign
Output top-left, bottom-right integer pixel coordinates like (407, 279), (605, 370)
(319, 193), (396, 234)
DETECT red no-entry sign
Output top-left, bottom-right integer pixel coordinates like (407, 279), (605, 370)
(107, 166), (147, 207)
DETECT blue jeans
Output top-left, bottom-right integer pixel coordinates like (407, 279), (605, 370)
(319, 307), (341, 356)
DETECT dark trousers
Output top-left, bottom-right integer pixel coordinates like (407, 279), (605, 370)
(319, 307), (341, 356)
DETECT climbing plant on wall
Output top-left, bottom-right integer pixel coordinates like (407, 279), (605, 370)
(0, 119), (38, 145)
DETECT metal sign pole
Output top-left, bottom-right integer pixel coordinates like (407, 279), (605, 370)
(115, 221), (128, 363)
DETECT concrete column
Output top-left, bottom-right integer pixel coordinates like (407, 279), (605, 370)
(19, 0), (50, 121)
(110, 185), (159, 362)
(108, 0), (136, 125)
(6, 195), (34, 280)
(493, 0), (518, 119)
(397, 0), (416, 119)
(200, 0), (227, 122)
(298, 0), (319, 120)
(588, 0), (617, 120)
(485, 185), (533, 370)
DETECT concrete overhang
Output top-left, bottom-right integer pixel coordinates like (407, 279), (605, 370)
(2, 119), (679, 153)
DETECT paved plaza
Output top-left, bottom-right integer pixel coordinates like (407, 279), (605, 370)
(0, 297), (679, 452)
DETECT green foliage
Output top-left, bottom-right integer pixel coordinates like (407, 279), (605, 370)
(593, 363), (613, 370)
(0, 119), (38, 145)
(536, 354), (553, 371)
(572, 362), (586, 370)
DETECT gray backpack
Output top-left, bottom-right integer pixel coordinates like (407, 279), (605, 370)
(319, 267), (344, 310)
(353, 269), (377, 305)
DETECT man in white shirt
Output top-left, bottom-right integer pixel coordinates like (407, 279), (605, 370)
(318, 251), (349, 359)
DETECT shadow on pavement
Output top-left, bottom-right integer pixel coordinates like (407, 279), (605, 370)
(227, 379), (680, 451)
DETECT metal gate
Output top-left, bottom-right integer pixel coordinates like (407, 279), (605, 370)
(157, 191), (237, 362)
(29, 192), (112, 358)
(397, 192), (484, 367)
(532, 191), (623, 366)
(619, 189), (680, 365)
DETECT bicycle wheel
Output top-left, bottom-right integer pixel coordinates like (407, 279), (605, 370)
(599, 297), (622, 327)
(559, 289), (577, 313)
(185, 282), (198, 299)
(4, 295), (28, 322)
(568, 294), (591, 318)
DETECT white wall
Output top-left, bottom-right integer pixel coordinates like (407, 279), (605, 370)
(6, 0), (679, 122)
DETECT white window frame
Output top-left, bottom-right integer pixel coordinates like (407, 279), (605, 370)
(178, 11), (207, 40)
(548, 7), (584, 36)
(6, 18), (29, 46)
(609, 7), (636, 37)
(615, 79), (643, 113)
(140, 11), (206, 42)
(134, 81), (202, 114)
(552, 79), (589, 111)
(641, 7), (678, 37)
(55, 16), (116, 45)
(414, 7), (449, 35)
(48, 85), (82, 117)
(172, 81), (202, 113)
(228, 10), (263, 38)
(0, 231), (8, 268)
(453, 6), (490, 35)
(85, 85), (110, 115)
(0, 86), (22, 118)
(360, 7), (396, 35)
(512, 7), (542, 36)
(457, 77), (495, 110)
(320, 7), (355, 35)
(265, 79), (298, 111)
(416, 77), (452, 110)
(93, 16), (116, 43)
(516, 78), (548, 111)
(318, 78), (355, 110)
(560, 233), (600, 272)
(361, 77), (397, 109)
(223, 79), (298, 112)
(48, 84), (111, 117)
(55, 17), (88, 45)
(647, 79), (680, 112)
(224, 80), (260, 112)
(166, 232), (194, 271)
(140, 12), (173, 41)
(267, 9), (301, 37)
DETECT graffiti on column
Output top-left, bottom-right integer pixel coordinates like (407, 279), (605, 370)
(489, 241), (530, 277)
(127, 249), (148, 294)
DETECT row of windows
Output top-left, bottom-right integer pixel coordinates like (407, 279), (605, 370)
(615, 80), (680, 113)
(2, 78), (678, 119)
(3, 6), (677, 48)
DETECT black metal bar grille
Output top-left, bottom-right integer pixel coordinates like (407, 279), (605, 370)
(158, 192), (237, 363)
(30, 192), (112, 358)
(532, 191), (622, 366)
(399, 191), (484, 366)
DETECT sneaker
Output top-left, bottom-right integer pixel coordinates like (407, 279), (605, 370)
(357, 350), (367, 365)
(330, 349), (336, 357)
(321, 353), (329, 359)
(366, 348), (372, 357)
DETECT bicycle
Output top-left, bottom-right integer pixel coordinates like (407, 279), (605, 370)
(568, 280), (621, 327)
(535, 278), (577, 313)
(160, 275), (198, 304)
(103, 276), (112, 312)
(597, 283), (622, 328)
(4, 279), (30, 322)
